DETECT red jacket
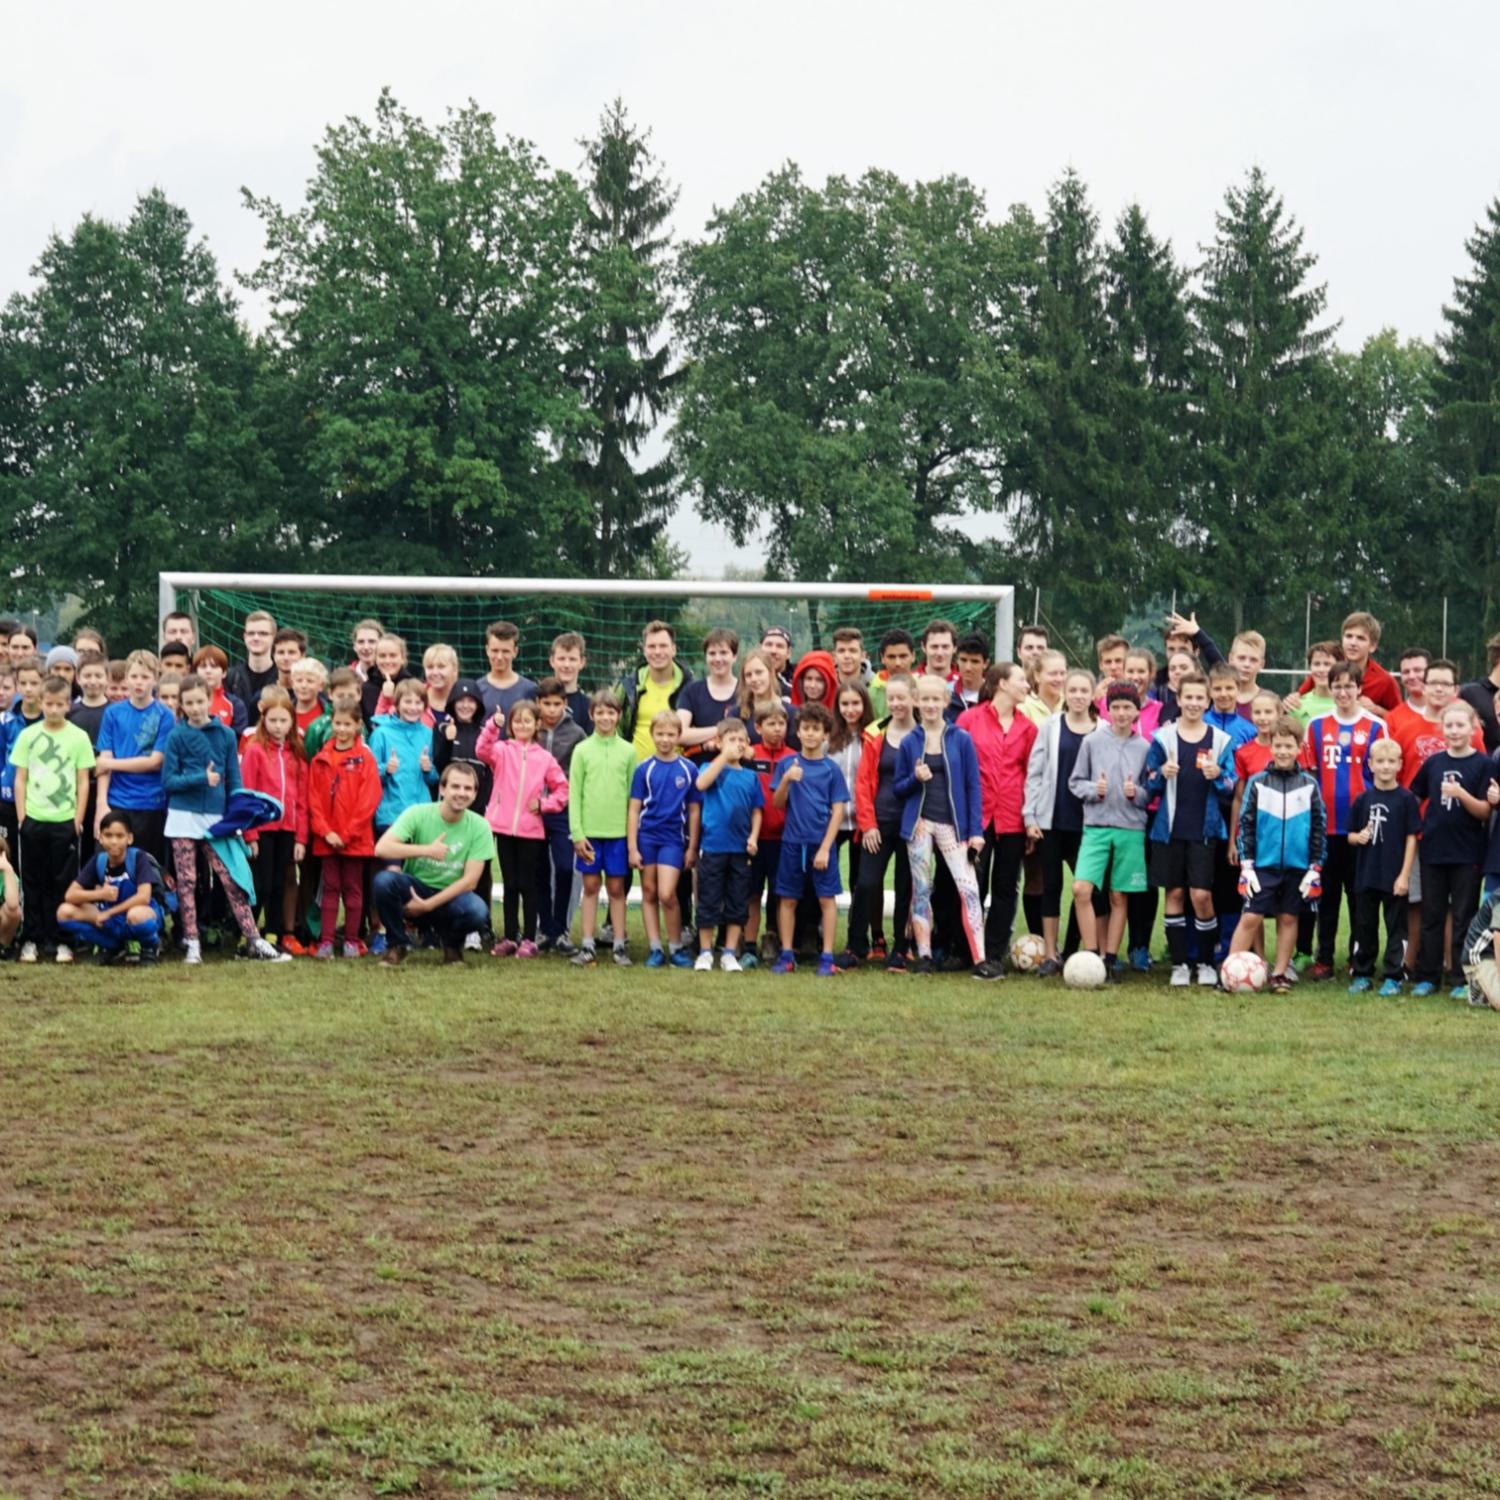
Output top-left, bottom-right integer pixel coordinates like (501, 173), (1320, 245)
(855, 718), (904, 833)
(957, 702), (1038, 835)
(790, 650), (838, 708)
(240, 739), (310, 842)
(308, 737), (384, 858)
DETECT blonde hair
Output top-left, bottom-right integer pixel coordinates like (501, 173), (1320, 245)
(376, 634), (407, 663)
(1231, 630), (1266, 659)
(290, 657), (328, 686)
(423, 643), (459, 673)
(124, 649), (160, 677)
(915, 674), (951, 699)
(392, 677), (427, 705)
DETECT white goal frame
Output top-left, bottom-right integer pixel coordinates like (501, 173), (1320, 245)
(159, 573), (1017, 660)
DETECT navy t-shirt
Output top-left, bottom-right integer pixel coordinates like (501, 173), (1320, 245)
(696, 765), (765, 855)
(771, 754), (850, 845)
(1167, 728), (1216, 840)
(1052, 721), (1087, 833)
(1411, 751), (1491, 865)
(1349, 786), (1421, 893)
(676, 679), (739, 755)
(874, 733), (904, 826)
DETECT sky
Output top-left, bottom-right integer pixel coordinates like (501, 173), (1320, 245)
(4, 0), (1499, 573)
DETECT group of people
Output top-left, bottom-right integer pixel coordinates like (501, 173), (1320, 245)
(4, 602), (1500, 1003)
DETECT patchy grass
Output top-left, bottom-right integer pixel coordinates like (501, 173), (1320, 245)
(3, 954), (1500, 1497)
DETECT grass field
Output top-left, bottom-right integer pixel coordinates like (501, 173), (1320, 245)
(3, 954), (1500, 1499)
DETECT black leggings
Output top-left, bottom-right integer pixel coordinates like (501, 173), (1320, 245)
(852, 820), (911, 955)
(494, 833), (543, 942)
(1039, 827), (1105, 955)
(254, 829), (295, 933)
(983, 830), (1026, 958)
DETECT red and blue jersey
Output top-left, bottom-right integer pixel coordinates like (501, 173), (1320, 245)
(1299, 713), (1384, 835)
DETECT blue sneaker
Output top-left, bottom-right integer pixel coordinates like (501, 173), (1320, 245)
(668, 948), (693, 969)
(816, 952), (838, 979)
(1347, 977), (1372, 995)
(368, 932), (387, 956)
(1378, 978), (1403, 998)
(644, 948), (666, 969)
(1411, 981), (1436, 997)
(1129, 946), (1152, 973)
(1450, 983), (1470, 1001)
(770, 950), (797, 974)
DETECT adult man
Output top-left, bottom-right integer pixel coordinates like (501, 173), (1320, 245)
(921, 620), (959, 685)
(616, 620), (693, 763)
(225, 611), (278, 728)
(1397, 648), (1431, 711)
(1017, 624), (1050, 674)
(160, 611), (197, 652)
(1459, 632), (1500, 753)
(760, 628), (794, 698)
(372, 763), (491, 965)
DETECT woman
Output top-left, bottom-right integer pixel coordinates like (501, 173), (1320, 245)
(852, 671), (917, 970)
(677, 627), (740, 759)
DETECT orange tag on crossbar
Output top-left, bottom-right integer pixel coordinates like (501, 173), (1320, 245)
(866, 589), (934, 601)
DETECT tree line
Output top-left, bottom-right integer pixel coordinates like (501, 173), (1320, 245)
(1, 90), (1497, 666)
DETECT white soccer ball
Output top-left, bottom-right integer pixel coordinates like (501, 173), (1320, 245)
(1219, 951), (1268, 994)
(1010, 933), (1046, 972)
(1062, 951), (1108, 989)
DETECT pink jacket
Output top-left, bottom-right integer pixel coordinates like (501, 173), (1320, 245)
(476, 721), (568, 838)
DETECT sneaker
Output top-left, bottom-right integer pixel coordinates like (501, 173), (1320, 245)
(123, 940), (142, 965)
(281, 935), (308, 957)
(870, 938), (888, 962)
(183, 940), (201, 966)
(18, 942), (37, 964)
(1169, 963), (1192, 987)
(1129, 945), (1152, 973)
(885, 949), (909, 973)
(720, 951), (742, 973)
(1348, 977), (1372, 994)
(1378, 978), (1403, 998)
(694, 949), (714, 972)
(368, 933), (388, 956)
(1104, 964), (1123, 986)
(909, 956), (934, 976)
(667, 948), (692, 969)
(442, 945), (465, 965)
(971, 959), (1005, 981)
(644, 948), (666, 969)
(1411, 982), (1437, 997)
(491, 938), (518, 957)
(1268, 972), (1292, 995)
(1285, 959), (1302, 984)
(1196, 964), (1218, 988)
(138, 944), (159, 966)
(251, 940), (293, 963)
(570, 944), (597, 967)
(379, 944), (406, 968)
(54, 944), (73, 964)
(612, 944), (632, 967)
(553, 936), (579, 958)
(342, 942), (362, 959)
(314, 941), (335, 960)
(1308, 961), (1335, 982)
(834, 949), (862, 971)
(464, 931), (482, 951)
(739, 950), (758, 970)
(770, 950), (797, 974)
(1034, 956), (1062, 978)
(816, 953), (838, 978)
(516, 940), (540, 959)
(1451, 983), (1470, 1001)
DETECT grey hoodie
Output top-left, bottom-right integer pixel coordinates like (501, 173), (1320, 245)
(1067, 725), (1152, 830)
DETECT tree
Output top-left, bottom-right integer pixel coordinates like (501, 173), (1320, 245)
(568, 100), (680, 577)
(674, 165), (1024, 588)
(1432, 194), (1500, 637)
(0, 190), (276, 643)
(243, 91), (593, 576)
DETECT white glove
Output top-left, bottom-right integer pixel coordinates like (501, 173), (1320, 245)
(1298, 867), (1321, 900)
(1240, 862), (1260, 896)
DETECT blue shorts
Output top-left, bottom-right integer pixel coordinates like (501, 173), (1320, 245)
(576, 836), (629, 878)
(637, 833), (685, 870)
(774, 840), (842, 900)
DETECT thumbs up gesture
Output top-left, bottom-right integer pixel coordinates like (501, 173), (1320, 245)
(444, 720), (457, 742)
(205, 760), (220, 788)
(1161, 751), (1179, 781)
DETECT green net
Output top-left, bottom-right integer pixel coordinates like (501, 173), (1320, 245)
(184, 582), (1004, 684)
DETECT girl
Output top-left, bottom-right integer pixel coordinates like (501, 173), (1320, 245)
(1120, 648), (1164, 969)
(349, 618), (384, 683)
(308, 705), (383, 959)
(790, 650), (835, 708)
(1023, 668), (1098, 975)
(163, 674), (288, 964)
(853, 671), (916, 969)
(477, 699), (568, 957)
(239, 686), (308, 948)
(1156, 650), (1199, 725)
(361, 634), (416, 723)
(369, 678), (439, 847)
(156, 674), (182, 719)
(192, 646), (247, 734)
(436, 681), (495, 942)
(894, 675), (986, 975)
(738, 649), (790, 742)
(72, 628), (106, 659)
(1023, 650), (1068, 724)
(829, 682), (874, 965)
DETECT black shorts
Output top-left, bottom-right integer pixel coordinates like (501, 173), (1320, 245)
(1245, 870), (1311, 918)
(1149, 839), (1217, 892)
(697, 851), (752, 928)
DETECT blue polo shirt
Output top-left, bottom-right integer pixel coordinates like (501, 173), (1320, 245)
(95, 698), (175, 809)
(771, 754), (850, 845)
(630, 754), (696, 843)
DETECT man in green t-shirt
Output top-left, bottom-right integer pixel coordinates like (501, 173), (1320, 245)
(372, 762), (491, 966)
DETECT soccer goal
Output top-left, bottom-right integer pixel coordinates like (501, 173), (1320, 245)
(158, 574), (1016, 674)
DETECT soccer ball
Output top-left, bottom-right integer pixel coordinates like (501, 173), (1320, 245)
(1010, 933), (1046, 972)
(1219, 951), (1268, 993)
(1063, 951), (1108, 990)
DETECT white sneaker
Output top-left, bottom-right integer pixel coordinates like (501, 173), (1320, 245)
(1197, 963), (1219, 987)
(598, 922), (614, 945)
(1285, 960), (1301, 984)
(183, 939), (202, 966)
(464, 931), (482, 951)
(253, 939), (293, 963)
(18, 942), (37, 964)
(720, 951), (742, 973)
(694, 949), (714, 972)
(1169, 963), (1191, 987)
(342, 942), (362, 959)
(55, 944), (73, 964)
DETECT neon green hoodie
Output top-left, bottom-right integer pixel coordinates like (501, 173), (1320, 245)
(568, 731), (636, 841)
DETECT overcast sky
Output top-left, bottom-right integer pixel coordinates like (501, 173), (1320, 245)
(5, 0), (1499, 572)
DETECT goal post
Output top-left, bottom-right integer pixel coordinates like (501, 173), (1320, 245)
(158, 573), (1017, 676)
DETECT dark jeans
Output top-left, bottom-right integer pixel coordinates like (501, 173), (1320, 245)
(1352, 887), (1408, 980)
(20, 819), (79, 949)
(372, 870), (488, 951)
(851, 820), (911, 955)
(1315, 834), (1356, 966)
(495, 833), (543, 942)
(982, 829), (1025, 959)
(1416, 860), (1480, 985)
(537, 810), (574, 941)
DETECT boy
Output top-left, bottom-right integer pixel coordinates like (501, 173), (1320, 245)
(628, 711), (698, 968)
(1231, 719), (1327, 994)
(1067, 681), (1152, 980)
(569, 689), (637, 967)
(1095, 635), (1129, 684)
(272, 627), (307, 692)
(105, 660), (129, 703)
(548, 632), (592, 731)
(68, 652), (111, 869)
(0, 656), (45, 862)
(921, 620), (959, 685)
(867, 629), (917, 718)
(289, 657), (328, 735)
(1229, 630), (1267, 718)
(760, 627), (794, 697)
(1205, 664), (1258, 752)
(769, 701), (849, 977)
(1142, 672), (1237, 987)
(832, 627), (868, 690)
(1459, 885), (1500, 1011)
(57, 810), (163, 964)
(10, 675), (95, 962)
(1289, 611), (1400, 717)
(1017, 624), (1050, 672)
(303, 667), (364, 758)
(1347, 739), (1420, 996)
(1301, 662), (1386, 979)
(1288, 641), (1340, 728)
(535, 678), (588, 952)
(94, 650), (174, 864)
(479, 620), (537, 723)
(953, 633), (990, 717)
(159, 641), (192, 678)
(226, 611), (278, 726)
(743, 701), (796, 965)
(1397, 648), (1431, 710)
(693, 717), (764, 972)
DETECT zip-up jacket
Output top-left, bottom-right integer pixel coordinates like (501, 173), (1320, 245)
(893, 723), (983, 842)
(1066, 726), (1152, 830)
(368, 715), (439, 827)
(956, 702), (1037, 835)
(1141, 723), (1237, 844)
(308, 738), (384, 858)
(613, 661), (693, 742)
(568, 731), (636, 841)
(537, 714), (587, 775)
(240, 739), (310, 843)
(476, 720), (568, 840)
(433, 716), (494, 814)
(1236, 765), (1326, 873)
(162, 719), (243, 816)
(1022, 713), (1095, 831)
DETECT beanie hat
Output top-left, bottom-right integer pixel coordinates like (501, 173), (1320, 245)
(45, 645), (78, 670)
(1104, 679), (1140, 708)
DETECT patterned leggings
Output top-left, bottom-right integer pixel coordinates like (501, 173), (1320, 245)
(172, 840), (261, 944)
(907, 820), (985, 964)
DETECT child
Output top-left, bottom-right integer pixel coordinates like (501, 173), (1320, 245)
(105, 660), (129, 703)
(156, 675), (182, 719)
(1229, 630), (1267, 718)
(953, 633), (989, 716)
(1205, 664), (1258, 752)
(239, 687), (309, 948)
(1347, 739), (1420, 995)
(1122, 650), (1163, 737)
(853, 671), (917, 970)
(535, 678), (587, 952)
(1228, 690), (1283, 855)
(1288, 641), (1341, 728)
(1142, 672), (1237, 988)
(308, 705), (383, 959)
(548, 632), (592, 731)
(1409, 702), (1493, 998)
(1290, 612), (1401, 717)
(1459, 887), (1500, 1011)
(190, 647), (246, 734)
(289, 657), (328, 736)
(0, 831), (20, 954)
(45, 646), (79, 697)
(771, 701), (851, 977)
(272, 628), (307, 692)
(568, 689), (637, 966)
(0, 657), (45, 863)
(743, 701), (796, 965)
(10, 675), (95, 962)
(789, 650), (834, 711)
(628, 710), (698, 967)
(867, 629), (917, 718)
(760, 627), (795, 697)
(370, 678), (439, 845)
(693, 717), (764, 971)
(56, 810), (163, 963)
(68, 652), (111, 869)
(478, 698), (568, 958)
(737, 650), (786, 736)
(160, 642), (192, 678)
(829, 682), (874, 967)
(435, 681), (494, 813)
(304, 667), (364, 759)
(1095, 635), (1129, 684)
(94, 650), (174, 864)
(1231, 719), (1328, 994)
(163, 674), (289, 965)
(1022, 650), (1067, 725)
(349, 618), (383, 683)
(480, 621), (537, 723)
(1067, 681), (1153, 980)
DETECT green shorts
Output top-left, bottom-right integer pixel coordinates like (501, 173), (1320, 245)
(1075, 826), (1148, 894)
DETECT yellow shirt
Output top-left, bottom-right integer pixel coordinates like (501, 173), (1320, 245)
(1020, 695), (1057, 727)
(632, 674), (676, 761)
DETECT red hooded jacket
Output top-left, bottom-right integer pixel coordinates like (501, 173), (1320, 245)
(790, 650), (837, 709)
(240, 738), (310, 843)
(308, 736), (384, 858)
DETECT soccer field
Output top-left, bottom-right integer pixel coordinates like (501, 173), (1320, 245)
(3, 961), (1498, 1499)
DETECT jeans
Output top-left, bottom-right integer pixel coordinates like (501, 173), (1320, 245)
(59, 907), (162, 953)
(372, 870), (489, 950)
(537, 810), (575, 941)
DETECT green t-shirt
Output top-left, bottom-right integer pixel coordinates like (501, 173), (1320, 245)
(9, 720), (96, 822)
(389, 801), (493, 890)
(1291, 691), (1336, 731)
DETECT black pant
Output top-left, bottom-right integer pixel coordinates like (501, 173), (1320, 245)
(1416, 860), (1480, 985)
(851, 821), (911, 955)
(1127, 887), (1159, 952)
(1352, 888), (1408, 980)
(254, 829), (295, 932)
(1315, 834), (1356, 966)
(495, 833), (543, 942)
(982, 830), (1025, 960)
(20, 819), (78, 949)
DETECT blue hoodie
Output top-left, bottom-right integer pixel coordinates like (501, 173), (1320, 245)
(162, 718), (243, 817)
(368, 714), (439, 827)
(892, 723), (983, 842)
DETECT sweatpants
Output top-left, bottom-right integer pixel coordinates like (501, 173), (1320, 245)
(1415, 860), (1480, 985)
(19, 819), (78, 949)
(319, 853), (368, 947)
(982, 829), (1025, 962)
(254, 829), (296, 934)
(1351, 888), (1407, 981)
(1315, 834), (1357, 967)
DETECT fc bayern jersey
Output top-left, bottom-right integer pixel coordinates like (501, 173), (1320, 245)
(1300, 713), (1384, 835)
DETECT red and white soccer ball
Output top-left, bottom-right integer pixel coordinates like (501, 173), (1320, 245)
(1010, 933), (1046, 972)
(1219, 951), (1268, 994)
